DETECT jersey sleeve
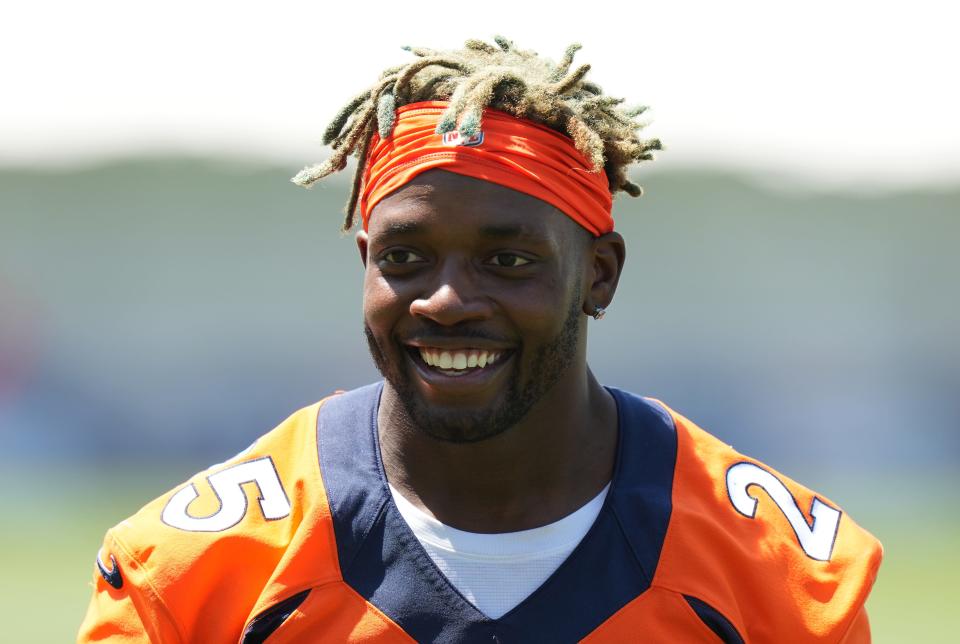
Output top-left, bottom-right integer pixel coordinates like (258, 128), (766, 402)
(77, 529), (182, 643)
(838, 606), (872, 644)
(78, 401), (331, 643)
(653, 407), (883, 643)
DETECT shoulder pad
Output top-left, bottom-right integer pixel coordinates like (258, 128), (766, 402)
(84, 399), (342, 641)
(652, 405), (882, 642)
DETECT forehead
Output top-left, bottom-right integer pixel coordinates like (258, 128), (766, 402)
(367, 169), (582, 243)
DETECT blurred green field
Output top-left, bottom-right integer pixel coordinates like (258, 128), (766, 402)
(3, 159), (957, 641)
(2, 466), (956, 642)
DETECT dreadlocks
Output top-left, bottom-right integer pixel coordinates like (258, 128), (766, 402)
(292, 36), (662, 232)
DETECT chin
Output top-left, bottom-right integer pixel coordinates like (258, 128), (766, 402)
(398, 362), (525, 443)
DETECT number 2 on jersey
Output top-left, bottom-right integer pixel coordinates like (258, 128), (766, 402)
(726, 462), (841, 561)
(162, 457), (291, 532)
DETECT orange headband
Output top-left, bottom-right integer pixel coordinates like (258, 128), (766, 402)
(359, 101), (614, 236)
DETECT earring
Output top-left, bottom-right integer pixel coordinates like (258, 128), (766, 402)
(592, 305), (606, 320)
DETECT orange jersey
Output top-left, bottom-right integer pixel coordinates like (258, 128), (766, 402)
(79, 384), (882, 643)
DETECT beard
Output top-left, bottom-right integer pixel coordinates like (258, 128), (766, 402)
(365, 290), (583, 444)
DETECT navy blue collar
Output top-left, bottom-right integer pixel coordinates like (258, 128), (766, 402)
(317, 382), (676, 642)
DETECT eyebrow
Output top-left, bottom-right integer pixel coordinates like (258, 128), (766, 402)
(375, 221), (425, 238)
(373, 221), (549, 242)
(478, 224), (548, 241)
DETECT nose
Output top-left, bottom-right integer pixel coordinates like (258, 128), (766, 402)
(409, 262), (493, 326)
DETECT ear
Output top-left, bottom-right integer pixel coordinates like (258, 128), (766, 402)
(356, 230), (369, 268)
(582, 231), (626, 316)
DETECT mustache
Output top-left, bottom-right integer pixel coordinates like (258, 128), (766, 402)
(400, 322), (513, 345)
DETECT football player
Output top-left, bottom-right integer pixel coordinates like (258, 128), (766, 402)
(79, 37), (882, 642)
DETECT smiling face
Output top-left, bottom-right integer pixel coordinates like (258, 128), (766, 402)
(358, 169), (595, 443)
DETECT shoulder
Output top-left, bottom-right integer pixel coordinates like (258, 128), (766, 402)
(645, 400), (882, 643)
(79, 395), (347, 642)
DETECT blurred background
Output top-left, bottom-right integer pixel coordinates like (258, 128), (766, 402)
(2, 1), (957, 640)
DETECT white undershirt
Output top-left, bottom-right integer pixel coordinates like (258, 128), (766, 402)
(389, 483), (610, 619)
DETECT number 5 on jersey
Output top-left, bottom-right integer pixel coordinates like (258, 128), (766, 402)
(162, 457), (291, 532)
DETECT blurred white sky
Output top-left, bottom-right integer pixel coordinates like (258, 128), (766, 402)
(3, 0), (958, 189)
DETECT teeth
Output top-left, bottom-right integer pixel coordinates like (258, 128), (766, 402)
(417, 348), (503, 371)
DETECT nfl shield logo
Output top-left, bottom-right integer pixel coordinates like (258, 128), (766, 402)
(441, 131), (484, 147)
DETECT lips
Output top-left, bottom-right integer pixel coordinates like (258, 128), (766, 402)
(405, 343), (514, 386)
(418, 347), (503, 371)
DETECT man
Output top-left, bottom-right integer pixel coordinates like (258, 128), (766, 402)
(79, 38), (882, 642)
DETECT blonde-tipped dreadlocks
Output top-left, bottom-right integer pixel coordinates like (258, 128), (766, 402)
(292, 36), (662, 232)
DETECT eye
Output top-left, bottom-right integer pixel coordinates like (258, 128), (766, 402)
(382, 249), (425, 264)
(487, 253), (532, 267)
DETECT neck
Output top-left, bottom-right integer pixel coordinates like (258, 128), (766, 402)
(377, 366), (618, 533)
